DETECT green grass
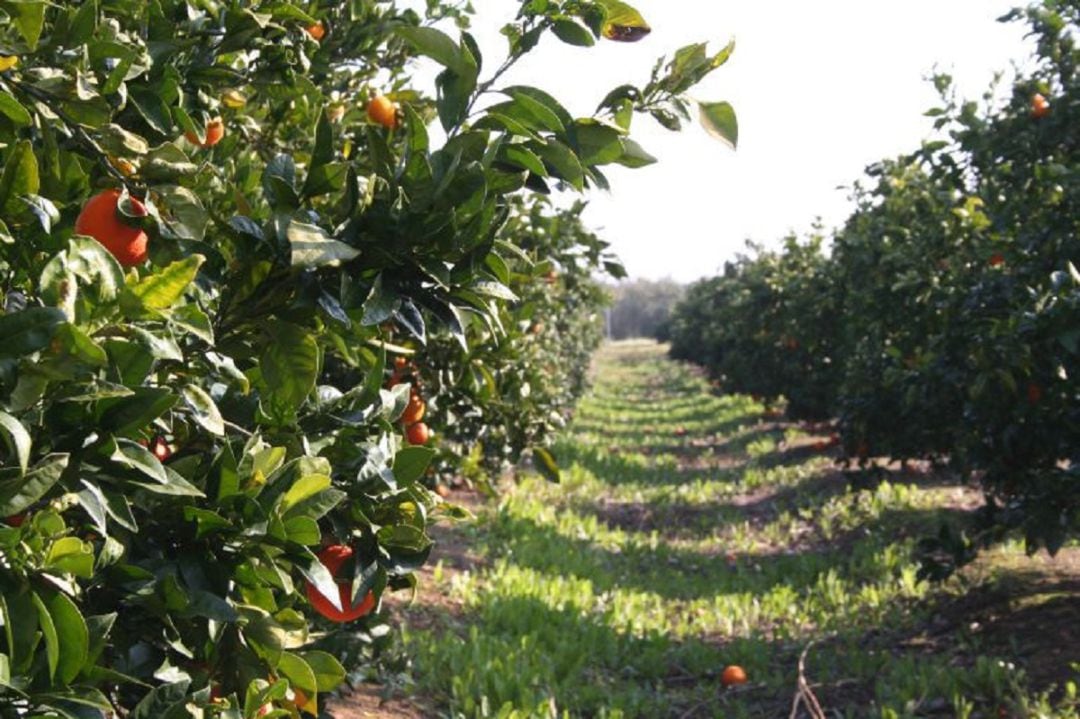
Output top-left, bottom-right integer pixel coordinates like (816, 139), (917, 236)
(398, 341), (1080, 718)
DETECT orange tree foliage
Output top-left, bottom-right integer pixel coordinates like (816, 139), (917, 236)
(0, 0), (735, 715)
(670, 0), (1078, 573)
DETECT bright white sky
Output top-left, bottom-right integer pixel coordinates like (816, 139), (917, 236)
(411, 1), (1036, 282)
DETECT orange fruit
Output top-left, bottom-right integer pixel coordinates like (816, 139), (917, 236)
(406, 422), (430, 445)
(434, 484), (451, 498)
(305, 22), (326, 41)
(304, 545), (376, 623)
(327, 103), (346, 123)
(402, 393), (426, 425)
(75, 189), (149, 267)
(108, 155), (137, 177)
(1031, 93), (1050, 119)
(989, 253), (1005, 267)
(721, 665), (748, 686)
(185, 118), (225, 148)
(1027, 382), (1043, 405)
(5, 514), (26, 527)
(150, 436), (172, 462)
(366, 95), (398, 129)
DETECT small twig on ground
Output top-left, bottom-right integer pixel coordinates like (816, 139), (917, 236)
(789, 641), (828, 719)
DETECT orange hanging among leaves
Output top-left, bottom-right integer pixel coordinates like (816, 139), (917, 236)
(75, 189), (149, 267)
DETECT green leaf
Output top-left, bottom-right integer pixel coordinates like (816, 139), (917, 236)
(107, 437), (167, 484)
(552, 19), (595, 46)
(533, 446), (561, 483)
(31, 592), (59, 681)
(181, 385), (225, 436)
(128, 87), (172, 136)
(469, 280), (518, 301)
(574, 120), (626, 166)
(392, 446), (435, 486)
(182, 507), (232, 538)
(278, 652), (318, 704)
(699, 101), (738, 149)
(283, 516), (320, 545)
(615, 138), (657, 168)
(156, 186), (209, 242)
(130, 466), (204, 497)
(44, 537), (95, 579)
(3, 590), (37, 673)
(288, 221), (360, 268)
(596, 0), (650, 42)
(129, 680), (190, 719)
(281, 474), (331, 512)
(310, 109), (334, 172)
(0, 453), (68, 516)
(0, 92), (31, 126)
(96, 387), (178, 436)
(0, 140), (40, 213)
(300, 650), (346, 692)
(120, 255), (206, 317)
(361, 273), (400, 326)
(3, 1), (47, 49)
(295, 548), (343, 613)
(0, 411), (31, 476)
(534, 139), (584, 190)
(45, 592), (89, 685)
(395, 26), (476, 77)
(261, 322), (319, 420)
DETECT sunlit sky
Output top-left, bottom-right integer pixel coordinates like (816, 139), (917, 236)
(409, 1), (1036, 282)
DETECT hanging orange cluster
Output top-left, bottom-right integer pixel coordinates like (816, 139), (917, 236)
(388, 357), (431, 445)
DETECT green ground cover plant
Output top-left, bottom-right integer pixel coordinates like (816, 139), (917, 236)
(400, 342), (1080, 718)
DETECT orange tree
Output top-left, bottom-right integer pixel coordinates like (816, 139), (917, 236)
(668, 233), (840, 420)
(668, 0), (1078, 570)
(418, 196), (621, 486)
(0, 0), (737, 716)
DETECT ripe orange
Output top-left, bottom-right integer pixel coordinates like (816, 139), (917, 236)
(989, 253), (1005, 267)
(326, 103), (346, 123)
(150, 436), (172, 462)
(305, 22), (326, 41)
(185, 118), (225, 148)
(721, 665), (748, 686)
(304, 545), (376, 623)
(434, 484), (451, 498)
(1027, 382), (1043, 405)
(1031, 93), (1050, 119)
(402, 393), (426, 425)
(366, 95), (398, 129)
(406, 422), (430, 445)
(75, 189), (149, 267)
(108, 155), (137, 177)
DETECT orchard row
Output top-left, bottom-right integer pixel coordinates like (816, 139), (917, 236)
(670, 1), (1078, 571)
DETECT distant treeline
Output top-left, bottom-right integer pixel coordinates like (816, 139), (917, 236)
(605, 278), (685, 340)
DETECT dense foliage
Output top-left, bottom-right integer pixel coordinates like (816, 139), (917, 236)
(669, 0), (1079, 566)
(0, 0), (736, 716)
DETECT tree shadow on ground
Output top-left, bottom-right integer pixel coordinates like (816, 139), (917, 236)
(483, 505), (980, 603)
